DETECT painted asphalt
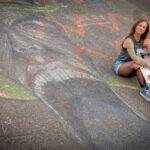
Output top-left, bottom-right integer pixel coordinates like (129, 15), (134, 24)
(0, 0), (150, 150)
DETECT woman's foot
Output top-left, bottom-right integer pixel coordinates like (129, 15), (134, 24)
(140, 86), (150, 101)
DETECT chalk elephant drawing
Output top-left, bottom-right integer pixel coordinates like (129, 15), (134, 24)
(0, 3), (149, 149)
(0, 13), (99, 94)
(0, 12), (101, 145)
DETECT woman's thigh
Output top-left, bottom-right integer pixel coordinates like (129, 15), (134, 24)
(118, 61), (136, 76)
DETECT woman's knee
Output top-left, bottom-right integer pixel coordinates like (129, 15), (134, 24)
(131, 62), (141, 70)
(117, 61), (140, 76)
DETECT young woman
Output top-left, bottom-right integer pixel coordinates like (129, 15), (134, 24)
(114, 19), (150, 101)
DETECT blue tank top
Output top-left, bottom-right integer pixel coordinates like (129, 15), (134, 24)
(116, 35), (144, 62)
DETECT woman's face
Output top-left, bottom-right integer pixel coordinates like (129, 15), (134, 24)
(135, 21), (148, 35)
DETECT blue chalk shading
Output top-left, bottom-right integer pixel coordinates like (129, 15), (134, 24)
(70, 93), (150, 147)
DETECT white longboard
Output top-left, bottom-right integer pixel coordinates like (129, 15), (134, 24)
(140, 67), (150, 87)
(136, 48), (150, 87)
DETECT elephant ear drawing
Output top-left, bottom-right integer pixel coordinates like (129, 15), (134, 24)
(0, 13), (99, 100)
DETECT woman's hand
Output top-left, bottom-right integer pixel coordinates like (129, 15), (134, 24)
(144, 58), (150, 68)
(146, 61), (150, 68)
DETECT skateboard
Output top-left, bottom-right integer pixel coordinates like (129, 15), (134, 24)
(140, 67), (150, 87)
(136, 48), (150, 87)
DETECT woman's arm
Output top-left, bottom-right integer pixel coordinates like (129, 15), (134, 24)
(143, 38), (150, 52)
(144, 39), (150, 66)
(124, 38), (150, 67)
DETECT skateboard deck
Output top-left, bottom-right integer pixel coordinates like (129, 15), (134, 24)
(136, 48), (150, 87)
(140, 67), (150, 87)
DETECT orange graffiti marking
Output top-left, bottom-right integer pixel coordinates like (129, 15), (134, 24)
(113, 40), (121, 54)
(37, 14), (85, 35)
(28, 59), (35, 65)
(81, 14), (120, 31)
(74, 45), (85, 64)
(0, 90), (8, 98)
(106, 13), (133, 31)
(38, 13), (133, 36)
(79, 46), (114, 61)
(76, 45), (114, 62)
(36, 24), (45, 39)
(82, 13), (133, 31)
(34, 15), (45, 39)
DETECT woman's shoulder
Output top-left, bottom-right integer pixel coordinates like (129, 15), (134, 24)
(124, 37), (133, 44)
(123, 37), (133, 48)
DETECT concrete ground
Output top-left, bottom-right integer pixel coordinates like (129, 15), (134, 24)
(0, 0), (150, 150)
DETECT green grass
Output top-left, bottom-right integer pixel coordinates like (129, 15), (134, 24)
(103, 74), (140, 90)
(0, 76), (36, 100)
(0, 0), (59, 13)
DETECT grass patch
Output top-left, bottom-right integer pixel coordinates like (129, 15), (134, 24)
(103, 74), (140, 90)
(0, 76), (36, 100)
(0, 0), (59, 13)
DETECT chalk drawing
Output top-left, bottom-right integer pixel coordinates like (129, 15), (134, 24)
(66, 14), (111, 27)
(32, 60), (102, 144)
(0, 7), (147, 147)
(103, 75), (140, 90)
(73, 0), (116, 13)
(69, 93), (141, 121)
(38, 13), (133, 37)
(66, 93), (149, 147)
(82, 15), (111, 27)
(0, 116), (33, 135)
(110, 87), (148, 122)
(0, 135), (32, 145)
(0, 0), (60, 13)
(0, 0), (46, 5)
(33, 61), (98, 93)
(0, 14), (104, 144)
(0, 76), (36, 100)
(77, 45), (114, 62)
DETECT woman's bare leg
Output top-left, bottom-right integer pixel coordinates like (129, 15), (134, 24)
(118, 61), (146, 88)
(118, 61), (138, 76)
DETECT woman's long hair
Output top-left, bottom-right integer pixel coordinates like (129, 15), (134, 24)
(121, 19), (149, 46)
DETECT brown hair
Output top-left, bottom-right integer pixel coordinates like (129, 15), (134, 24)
(121, 19), (149, 46)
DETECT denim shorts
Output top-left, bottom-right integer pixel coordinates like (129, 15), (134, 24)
(114, 60), (125, 74)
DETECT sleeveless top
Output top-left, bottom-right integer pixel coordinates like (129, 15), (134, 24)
(116, 35), (144, 62)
